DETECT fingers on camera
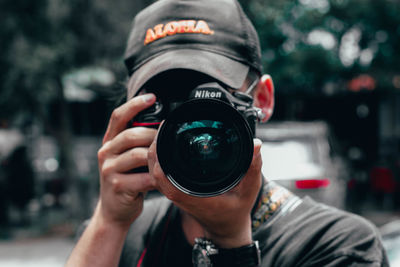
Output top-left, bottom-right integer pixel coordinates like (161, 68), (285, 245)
(103, 94), (156, 144)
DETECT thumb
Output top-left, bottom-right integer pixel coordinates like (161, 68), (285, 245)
(246, 138), (263, 179)
(253, 138), (262, 157)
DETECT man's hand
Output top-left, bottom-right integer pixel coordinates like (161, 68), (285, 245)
(65, 93), (158, 267)
(96, 93), (158, 229)
(148, 133), (263, 248)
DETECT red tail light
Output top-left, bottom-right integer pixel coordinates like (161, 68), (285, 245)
(295, 179), (330, 189)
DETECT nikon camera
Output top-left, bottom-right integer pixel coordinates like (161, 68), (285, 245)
(130, 82), (263, 197)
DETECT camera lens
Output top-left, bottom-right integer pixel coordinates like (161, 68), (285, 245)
(157, 99), (254, 197)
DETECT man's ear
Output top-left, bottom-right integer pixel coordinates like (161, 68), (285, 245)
(253, 74), (274, 123)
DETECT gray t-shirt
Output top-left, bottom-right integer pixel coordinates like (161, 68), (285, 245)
(115, 186), (388, 266)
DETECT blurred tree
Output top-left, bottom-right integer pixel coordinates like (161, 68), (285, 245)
(0, 0), (154, 124)
(239, 0), (400, 194)
(239, 0), (400, 95)
(0, 0), (154, 219)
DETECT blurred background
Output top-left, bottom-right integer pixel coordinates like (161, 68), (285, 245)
(0, 0), (399, 266)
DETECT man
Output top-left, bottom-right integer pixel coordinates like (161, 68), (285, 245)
(66, 0), (389, 266)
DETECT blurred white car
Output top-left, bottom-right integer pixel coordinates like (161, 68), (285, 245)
(256, 121), (347, 209)
(380, 220), (400, 266)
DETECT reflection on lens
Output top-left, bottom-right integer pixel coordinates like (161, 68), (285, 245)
(191, 133), (216, 157)
(175, 120), (240, 181)
(179, 121), (225, 160)
(177, 120), (223, 133)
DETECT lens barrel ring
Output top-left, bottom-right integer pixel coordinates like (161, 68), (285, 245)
(157, 98), (254, 197)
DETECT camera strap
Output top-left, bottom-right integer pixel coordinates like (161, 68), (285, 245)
(136, 204), (175, 267)
(251, 180), (302, 230)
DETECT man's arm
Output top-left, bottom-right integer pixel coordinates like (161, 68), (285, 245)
(65, 203), (130, 266)
(65, 94), (158, 267)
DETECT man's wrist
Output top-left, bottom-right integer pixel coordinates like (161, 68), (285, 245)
(215, 241), (261, 267)
(207, 234), (253, 249)
(93, 203), (132, 235)
(192, 238), (261, 267)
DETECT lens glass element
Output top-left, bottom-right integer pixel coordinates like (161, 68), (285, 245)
(176, 120), (240, 182)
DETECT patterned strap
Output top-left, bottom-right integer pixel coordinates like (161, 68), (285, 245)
(252, 181), (302, 230)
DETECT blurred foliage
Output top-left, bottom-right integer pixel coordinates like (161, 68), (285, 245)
(239, 0), (400, 95)
(0, 0), (152, 126)
(1, 0), (399, 124)
(0, 0), (153, 208)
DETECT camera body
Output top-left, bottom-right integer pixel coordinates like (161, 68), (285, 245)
(131, 82), (262, 197)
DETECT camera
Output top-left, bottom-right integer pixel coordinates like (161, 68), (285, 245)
(131, 82), (263, 197)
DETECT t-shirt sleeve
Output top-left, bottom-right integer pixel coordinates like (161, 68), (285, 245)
(254, 197), (389, 267)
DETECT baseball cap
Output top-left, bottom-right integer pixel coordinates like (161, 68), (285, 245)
(124, 0), (262, 99)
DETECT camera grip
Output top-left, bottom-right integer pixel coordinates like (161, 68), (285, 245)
(127, 101), (163, 173)
(128, 121), (159, 174)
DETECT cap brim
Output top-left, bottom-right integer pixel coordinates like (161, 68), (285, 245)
(127, 49), (249, 99)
